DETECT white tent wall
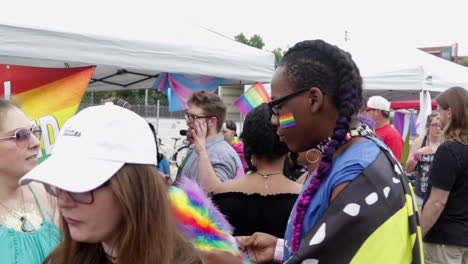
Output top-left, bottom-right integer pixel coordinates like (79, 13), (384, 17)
(343, 41), (468, 101)
(0, 21), (275, 92)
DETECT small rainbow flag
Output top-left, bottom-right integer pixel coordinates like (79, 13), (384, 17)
(234, 82), (271, 115)
(0, 65), (94, 162)
(279, 113), (297, 128)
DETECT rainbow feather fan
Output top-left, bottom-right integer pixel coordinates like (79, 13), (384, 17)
(169, 177), (251, 263)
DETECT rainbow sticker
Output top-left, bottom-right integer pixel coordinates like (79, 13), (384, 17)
(279, 113), (297, 128)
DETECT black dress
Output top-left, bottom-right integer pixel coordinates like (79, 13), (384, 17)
(212, 192), (298, 238)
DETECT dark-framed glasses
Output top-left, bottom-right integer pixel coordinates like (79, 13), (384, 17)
(430, 123), (441, 128)
(268, 88), (311, 115)
(45, 181), (109, 205)
(184, 112), (213, 122)
(0, 126), (42, 148)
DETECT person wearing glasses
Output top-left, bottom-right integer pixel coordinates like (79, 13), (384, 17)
(405, 112), (442, 207)
(0, 99), (61, 264)
(175, 90), (245, 192)
(19, 103), (244, 264)
(237, 40), (422, 264)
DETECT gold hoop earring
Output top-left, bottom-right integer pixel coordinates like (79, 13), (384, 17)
(306, 149), (321, 164)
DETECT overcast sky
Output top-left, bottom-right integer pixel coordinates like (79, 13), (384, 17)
(3, 0), (468, 55)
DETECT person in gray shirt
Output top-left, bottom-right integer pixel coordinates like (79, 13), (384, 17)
(175, 91), (245, 192)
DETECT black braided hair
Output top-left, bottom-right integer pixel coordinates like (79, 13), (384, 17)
(280, 40), (363, 251)
(242, 103), (289, 172)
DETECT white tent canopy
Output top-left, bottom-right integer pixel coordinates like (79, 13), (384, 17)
(342, 41), (468, 101)
(0, 20), (275, 92)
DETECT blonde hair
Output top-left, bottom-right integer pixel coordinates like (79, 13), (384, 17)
(436, 87), (468, 145)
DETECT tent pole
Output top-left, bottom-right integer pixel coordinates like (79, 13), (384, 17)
(145, 88), (148, 106)
(156, 91), (160, 133)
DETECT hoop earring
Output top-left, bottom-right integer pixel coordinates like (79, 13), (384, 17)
(306, 149), (321, 164)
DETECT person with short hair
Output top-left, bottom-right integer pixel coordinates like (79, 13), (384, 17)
(420, 87), (468, 264)
(365, 95), (404, 161)
(175, 91), (245, 192)
(221, 120), (248, 170)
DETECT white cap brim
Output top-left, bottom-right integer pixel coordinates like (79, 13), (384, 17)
(19, 155), (124, 193)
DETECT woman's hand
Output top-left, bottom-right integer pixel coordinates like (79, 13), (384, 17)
(237, 232), (277, 263)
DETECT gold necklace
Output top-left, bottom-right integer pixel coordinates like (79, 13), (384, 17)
(0, 188), (37, 233)
(255, 171), (282, 189)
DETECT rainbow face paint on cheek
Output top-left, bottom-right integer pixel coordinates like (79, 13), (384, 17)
(279, 113), (297, 128)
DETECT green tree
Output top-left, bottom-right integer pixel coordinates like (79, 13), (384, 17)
(234, 33), (264, 49)
(249, 34), (265, 49)
(458, 58), (468, 67)
(234, 33), (249, 46)
(272, 48), (284, 65)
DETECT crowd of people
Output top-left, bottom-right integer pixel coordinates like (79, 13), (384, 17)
(1, 39), (467, 264)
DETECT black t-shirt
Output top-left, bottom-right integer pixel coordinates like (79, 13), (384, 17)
(211, 192), (298, 238)
(424, 140), (468, 246)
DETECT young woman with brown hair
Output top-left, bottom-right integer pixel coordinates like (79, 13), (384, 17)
(421, 87), (468, 263)
(19, 103), (241, 264)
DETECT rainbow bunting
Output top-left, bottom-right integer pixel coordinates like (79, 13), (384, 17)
(169, 177), (251, 263)
(279, 113), (297, 128)
(234, 82), (271, 115)
(0, 65), (95, 162)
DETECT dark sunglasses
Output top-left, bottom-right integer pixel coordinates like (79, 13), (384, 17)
(184, 112), (213, 122)
(0, 126), (42, 148)
(45, 181), (110, 205)
(268, 88), (311, 115)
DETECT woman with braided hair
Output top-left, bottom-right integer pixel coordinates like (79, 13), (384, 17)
(237, 40), (423, 264)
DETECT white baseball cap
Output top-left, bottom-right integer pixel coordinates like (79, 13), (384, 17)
(19, 103), (157, 192)
(367, 96), (391, 111)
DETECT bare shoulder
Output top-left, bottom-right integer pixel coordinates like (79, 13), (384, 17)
(212, 178), (242, 194)
(283, 178), (302, 194)
(28, 182), (56, 214)
(412, 137), (424, 148)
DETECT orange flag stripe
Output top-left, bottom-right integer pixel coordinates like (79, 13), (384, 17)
(15, 67), (94, 119)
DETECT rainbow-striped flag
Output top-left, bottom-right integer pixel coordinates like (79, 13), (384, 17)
(0, 65), (95, 162)
(279, 113), (297, 128)
(234, 82), (271, 116)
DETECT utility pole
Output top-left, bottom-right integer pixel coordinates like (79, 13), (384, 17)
(344, 30), (350, 42)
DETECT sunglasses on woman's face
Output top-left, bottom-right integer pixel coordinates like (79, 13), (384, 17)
(0, 126), (42, 148)
(45, 181), (110, 205)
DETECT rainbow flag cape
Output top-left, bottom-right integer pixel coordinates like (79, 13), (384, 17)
(234, 82), (271, 116)
(169, 177), (251, 263)
(0, 65), (94, 162)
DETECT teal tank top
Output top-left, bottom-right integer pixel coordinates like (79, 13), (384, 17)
(0, 185), (61, 264)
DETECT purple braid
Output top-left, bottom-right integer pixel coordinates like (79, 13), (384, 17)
(283, 40), (362, 252)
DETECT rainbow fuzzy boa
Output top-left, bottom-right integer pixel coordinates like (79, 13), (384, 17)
(169, 177), (252, 264)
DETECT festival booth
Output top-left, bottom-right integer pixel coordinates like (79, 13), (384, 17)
(0, 20), (275, 161)
(344, 41), (468, 101)
(343, 42), (468, 163)
(0, 20), (275, 91)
